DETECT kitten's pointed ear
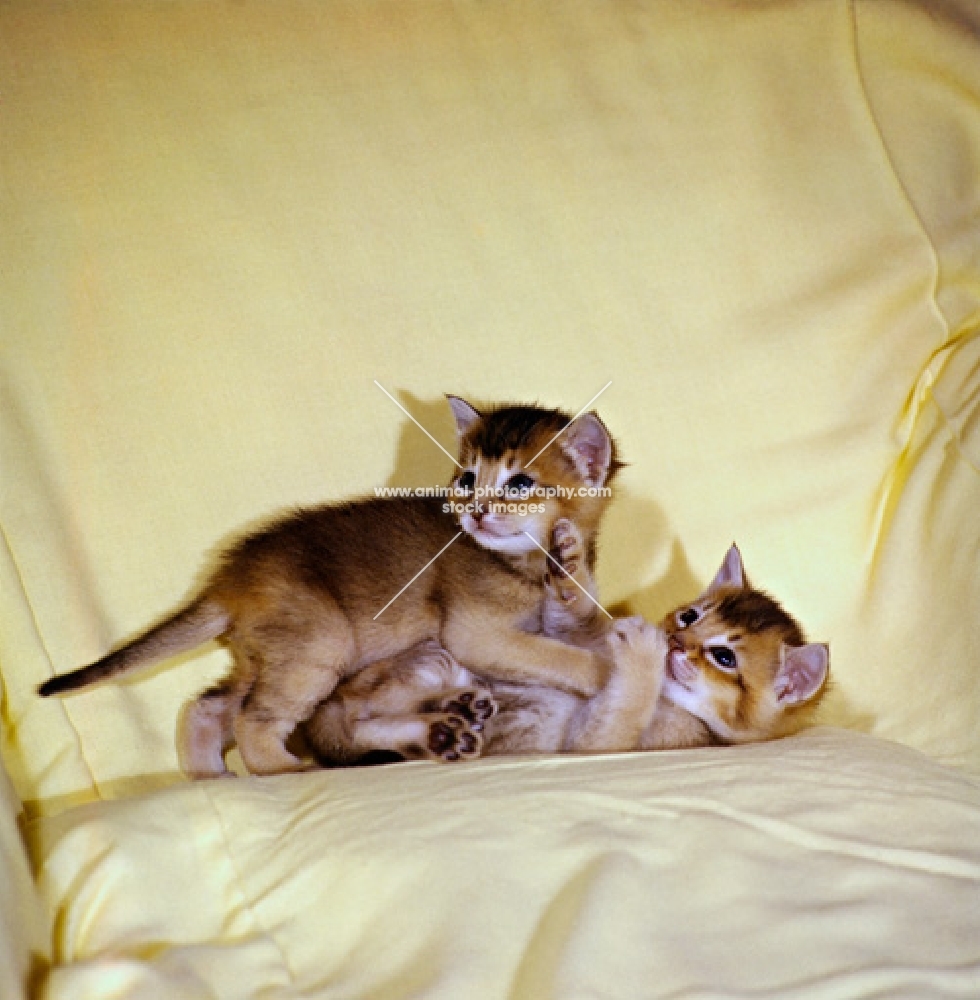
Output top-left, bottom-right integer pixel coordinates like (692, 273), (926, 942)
(773, 643), (829, 705)
(560, 412), (613, 487)
(446, 396), (482, 437)
(706, 544), (746, 594)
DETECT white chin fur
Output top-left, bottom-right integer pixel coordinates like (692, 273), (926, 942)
(663, 680), (747, 742)
(468, 528), (538, 554)
(461, 515), (544, 554)
(663, 679), (715, 728)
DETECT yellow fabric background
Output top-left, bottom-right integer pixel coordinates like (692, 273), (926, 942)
(2, 3), (980, 998)
(1, 1), (978, 799)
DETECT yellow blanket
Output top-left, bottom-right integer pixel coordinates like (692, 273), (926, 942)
(28, 731), (980, 999)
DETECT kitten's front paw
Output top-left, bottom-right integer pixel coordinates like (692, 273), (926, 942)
(547, 518), (586, 603)
(606, 617), (668, 672)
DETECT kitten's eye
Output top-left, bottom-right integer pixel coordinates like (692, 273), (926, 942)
(504, 473), (535, 496)
(708, 646), (737, 671)
(678, 608), (699, 628)
(457, 470), (476, 493)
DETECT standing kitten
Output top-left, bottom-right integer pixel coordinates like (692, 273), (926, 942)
(39, 398), (622, 777)
(305, 539), (829, 762)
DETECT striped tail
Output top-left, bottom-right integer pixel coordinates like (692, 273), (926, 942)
(37, 599), (230, 697)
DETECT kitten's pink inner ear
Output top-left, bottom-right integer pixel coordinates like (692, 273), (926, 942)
(774, 644), (829, 705)
(707, 544), (745, 594)
(446, 396), (481, 437)
(559, 413), (612, 486)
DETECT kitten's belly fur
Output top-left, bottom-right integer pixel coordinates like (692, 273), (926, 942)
(484, 683), (580, 753)
(483, 685), (710, 754)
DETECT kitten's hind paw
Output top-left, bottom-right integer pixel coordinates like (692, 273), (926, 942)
(421, 687), (497, 730)
(442, 688), (497, 729)
(426, 712), (484, 762)
(423, 686), (495, 761)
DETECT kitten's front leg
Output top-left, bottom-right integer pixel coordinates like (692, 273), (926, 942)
(444, 608), (608, 697)
(564, 617), (668, 753)
(543, 517), (601, 636)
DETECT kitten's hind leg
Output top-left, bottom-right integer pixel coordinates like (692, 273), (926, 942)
(233, 609), (356, 775)
(178, 682), (239, 779)
(340, 685), (496, 763)
(304, 640), (487, 766)
(178, 658), (255, 779)
(350, 705), (487, 763)
(236, 668), (346, 775)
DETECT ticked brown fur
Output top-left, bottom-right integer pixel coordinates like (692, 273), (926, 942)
(39, 399), (621, 777)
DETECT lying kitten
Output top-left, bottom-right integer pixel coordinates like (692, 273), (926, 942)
(651, 545), (829, 748)
(304, 535), (829, 762)
(39, 397), (623, 777)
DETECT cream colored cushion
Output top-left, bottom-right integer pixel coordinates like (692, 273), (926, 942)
(1, 2), (978, 806)
(0, 764), (46, 1000)
(27, 731), (980, 999)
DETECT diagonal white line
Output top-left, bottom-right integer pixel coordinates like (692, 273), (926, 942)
(373, 531), (465, 620)
(523, 531), (613, 619)
(525, 380), (613, 468)
(374, 380), (462, 469)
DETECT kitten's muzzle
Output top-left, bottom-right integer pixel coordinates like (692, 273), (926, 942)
(472, 516), (515, 538)
(666, 636), (698, 688)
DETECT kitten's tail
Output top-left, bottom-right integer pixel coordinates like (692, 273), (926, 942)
(37, 598), (230, 697)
